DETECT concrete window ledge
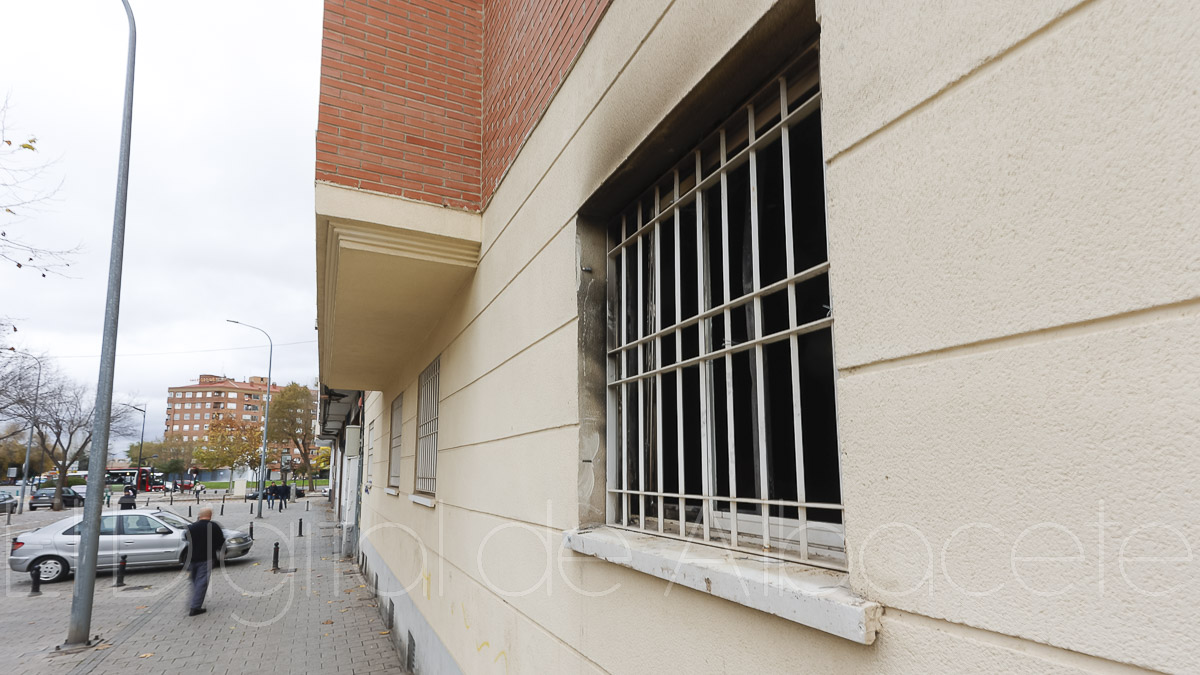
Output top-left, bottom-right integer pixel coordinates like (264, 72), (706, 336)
(562, 526), (882, 644)
(409, 494), (436, 508)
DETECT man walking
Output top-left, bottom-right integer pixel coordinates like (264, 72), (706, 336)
(265, 482), (275, 509)
(185, 507), (225, 617)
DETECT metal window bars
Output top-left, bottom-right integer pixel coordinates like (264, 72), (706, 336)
(605, 59), (846, 570)
(415, 358), (440, 495)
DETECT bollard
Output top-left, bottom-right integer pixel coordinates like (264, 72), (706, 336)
(249, 522), (254, 540)
(306, 501), (310, 512)
(278, 499), (283, 514)
(188, 506), (192, 518)
(196, 492), (200, 504)
(298, 518), (304, 538)
(250, 503), (254, 514)
(220, 503), (224, 516)
(114, 555), (127, 587)
(272, 542), (279, 571)
(170, 492), (173, 506)
(145, 497), (150, 507)
(29, 566), (42, 596)
(6, 509), (10, 526)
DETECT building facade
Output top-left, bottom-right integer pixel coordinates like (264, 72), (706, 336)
(316, 1), (1199, 673)
(165, 374), (317, 477)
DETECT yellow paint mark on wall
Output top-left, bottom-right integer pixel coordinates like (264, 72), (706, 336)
(422, 570), (431, 600)
(494, 650), (508, 673)
(461, 603), (470, 629)
(476, 640), (490, 652)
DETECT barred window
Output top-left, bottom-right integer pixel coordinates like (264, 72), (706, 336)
(415, 357), (440, 495)
(388, 394), (403, 488)
(606, 61), (844, 569)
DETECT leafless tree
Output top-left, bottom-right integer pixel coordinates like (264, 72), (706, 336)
(0, 365), (136, 509)
(1, 96), (75, 277)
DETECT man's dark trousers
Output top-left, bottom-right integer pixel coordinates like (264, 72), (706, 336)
(189, 560), (211, 611)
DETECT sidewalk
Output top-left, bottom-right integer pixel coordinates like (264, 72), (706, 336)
(1, 497), (405, 674)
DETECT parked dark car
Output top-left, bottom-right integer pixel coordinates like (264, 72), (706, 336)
(0, 493), (17, 514)
(29, 487), (84, 510)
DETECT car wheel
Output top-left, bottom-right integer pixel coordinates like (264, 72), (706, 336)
(29, 505), (35, 511)
(179, 548), (190, 566)
(33, 556), (69, 583)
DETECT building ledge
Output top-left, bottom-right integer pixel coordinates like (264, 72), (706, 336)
(562, 526), (882, 645)
(316, 182), (482, 391)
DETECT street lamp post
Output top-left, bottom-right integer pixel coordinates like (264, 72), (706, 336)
(66, 0), (138, 648)
(227, 319), (272, 519)
(6, 349), (43, 515)
(122, 404), (146, 490)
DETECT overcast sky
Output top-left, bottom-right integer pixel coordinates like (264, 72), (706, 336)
(1, 1), (324, 456)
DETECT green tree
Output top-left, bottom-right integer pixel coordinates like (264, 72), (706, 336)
(266, 383), (318, 490)
(136, 437), (195, 480)
(194, 418), (259, 479)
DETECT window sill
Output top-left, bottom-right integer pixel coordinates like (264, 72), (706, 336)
(384, 487), (398, 496)
(409, 494), (436, 508)
(562, 526), (881, 644)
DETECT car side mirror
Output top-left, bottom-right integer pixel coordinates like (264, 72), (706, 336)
(155, 526), (172, 535)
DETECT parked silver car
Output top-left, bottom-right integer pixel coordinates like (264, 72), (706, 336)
(8, 508), (253, 582)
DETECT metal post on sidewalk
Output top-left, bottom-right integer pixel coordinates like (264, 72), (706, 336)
(219, 503), (224, 516)
(249, 522), (254, 540)
(298, 518), (303, 538)
(65, 1), (137, 638)
(30, 566), (42, 597)
(114, 556), (126, 587)
(272, 542), (279, 571)
(188, 506), (192, 518)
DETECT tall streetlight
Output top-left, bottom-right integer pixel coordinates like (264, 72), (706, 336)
(6, 349), (43, 515)
(122, 403), (146, 490)
(227, 319), (271, 519)
(67, 0), (137, 648)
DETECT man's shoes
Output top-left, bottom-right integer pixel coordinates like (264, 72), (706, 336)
(188, 608), (207, 617)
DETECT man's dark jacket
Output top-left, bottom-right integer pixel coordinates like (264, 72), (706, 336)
(185, 520), (226, 564)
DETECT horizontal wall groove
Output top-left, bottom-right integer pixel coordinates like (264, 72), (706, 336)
(825, 0), (1098, 165)
(841, 296), (1200, 378)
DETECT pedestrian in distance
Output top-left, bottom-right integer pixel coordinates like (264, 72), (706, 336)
(281, 482), (290, 509)
(265, 482), (275, 508)
(184, 507), (225, 617)
(118, 487), (137, 511)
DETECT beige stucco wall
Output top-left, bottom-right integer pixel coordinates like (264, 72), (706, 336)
(343, 0), (1198, 672)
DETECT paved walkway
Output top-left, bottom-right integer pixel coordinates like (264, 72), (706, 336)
(1, 495), (405, 674)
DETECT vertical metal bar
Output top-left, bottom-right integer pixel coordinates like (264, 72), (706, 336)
(779, 78), (808, 558)
(619, 215), (630, 528)
(695, 150), (712, 542)
(67, 0), (136, 647)
(748, 105), (772, 553)
(635, 205), (646, 529)
(607, 221), (620, 525)
(673, 171), (686, 536)
(654, 189), (665, 533)
(720, 130), (738, 548)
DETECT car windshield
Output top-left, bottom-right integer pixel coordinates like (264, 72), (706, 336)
(155, 512), (190, 529)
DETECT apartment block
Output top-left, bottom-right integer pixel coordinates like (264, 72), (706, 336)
(165, 374), (316, 473)
(315, 1), (1200, 673)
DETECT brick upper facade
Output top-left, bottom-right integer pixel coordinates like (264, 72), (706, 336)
(316, 0), (609, 212)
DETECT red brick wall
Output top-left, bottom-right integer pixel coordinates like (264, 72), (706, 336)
(317, 0), (608, 211)
(318, 0), (484, 211)
(482, 0), (609, 201)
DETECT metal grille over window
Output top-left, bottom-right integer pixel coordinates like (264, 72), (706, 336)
(415, 358), (440, 495)
(606, 61), (845, 569)
(388, 394), (403, 488)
